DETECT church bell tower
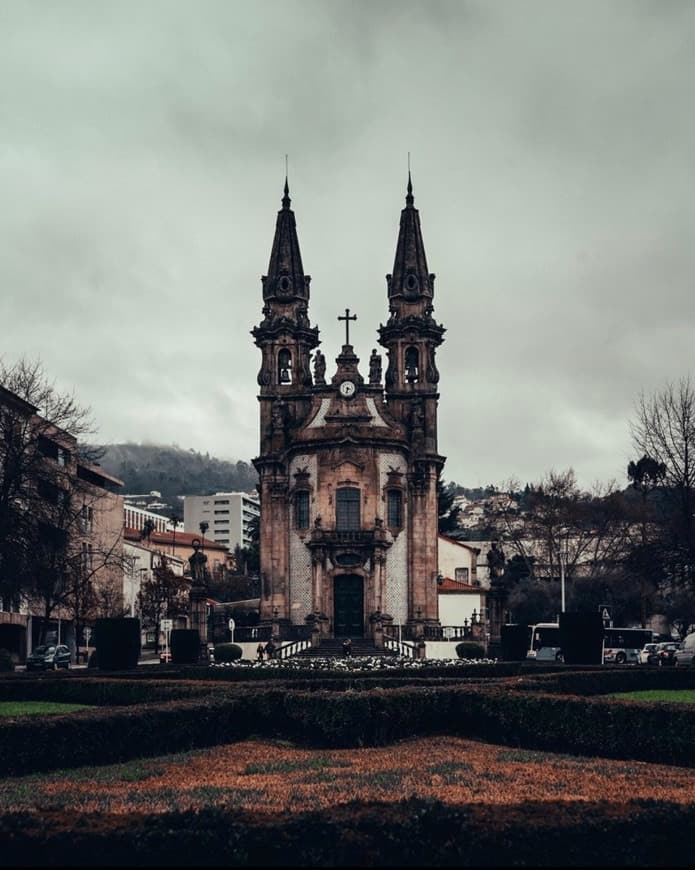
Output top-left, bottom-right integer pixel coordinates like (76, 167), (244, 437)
(251, 175), (446, 642)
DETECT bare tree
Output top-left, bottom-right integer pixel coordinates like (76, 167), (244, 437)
(630, 376), (695, 636)
(137, 553), (188, 653)
(0, 357), (122, 642)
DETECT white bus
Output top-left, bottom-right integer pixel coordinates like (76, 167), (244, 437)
(527, 622), (563, 662)
(527, 622), (655, 665)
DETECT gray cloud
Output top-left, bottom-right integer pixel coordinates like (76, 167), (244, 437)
(1, 0), (693, 491)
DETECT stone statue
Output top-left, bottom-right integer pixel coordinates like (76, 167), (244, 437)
(188, 538), (208, 587)
(369, 349), (382, 385)
(271, 399), (285, 430)
(313, 350), (326, 385)
(487, 541), (506, 581)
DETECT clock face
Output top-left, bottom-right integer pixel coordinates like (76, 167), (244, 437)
(339, 380), (356, 398)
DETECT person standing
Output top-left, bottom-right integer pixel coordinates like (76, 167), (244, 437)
(342, 638), (352, 657)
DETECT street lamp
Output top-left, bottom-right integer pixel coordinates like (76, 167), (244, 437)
(559, 552), (566, 614)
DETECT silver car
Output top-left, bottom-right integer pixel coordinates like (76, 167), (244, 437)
(638, 643), (659, 665)
(674, 635), (695, 667)
(26, 644), (71, 671)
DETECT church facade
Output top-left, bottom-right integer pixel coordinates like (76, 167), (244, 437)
(251, 177), (446, 642)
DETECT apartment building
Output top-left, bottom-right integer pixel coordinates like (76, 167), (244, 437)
(0, 383), (124, 662)
(183, 491), (259, 552)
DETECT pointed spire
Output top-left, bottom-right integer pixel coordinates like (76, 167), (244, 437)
(261, 177), (310, 302)
(387, 173), (433, 300)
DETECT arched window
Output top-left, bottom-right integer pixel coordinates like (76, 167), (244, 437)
(295, 491), (310, 529)
(278, 349), (292, 384)
(336, 487), (361, 531)
(404, 347), (419, 384)
(386, 489), (403, 528)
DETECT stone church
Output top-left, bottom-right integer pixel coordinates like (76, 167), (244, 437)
(251, 176), (446, 644)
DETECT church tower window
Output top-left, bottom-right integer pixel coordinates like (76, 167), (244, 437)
(386, 489), (403, 528)
(278, 349), (292, 384)
(295, 491), (310, 529)
(404, 347), (419, 384)
(336, 487), (361, 531)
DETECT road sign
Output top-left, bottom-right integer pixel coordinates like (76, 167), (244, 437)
(160, 619), (173, 631)
(228, 618), (236, 632)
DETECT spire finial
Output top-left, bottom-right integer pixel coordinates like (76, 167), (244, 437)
(406, 170), (414, 207)
(282, 156), (291, 209)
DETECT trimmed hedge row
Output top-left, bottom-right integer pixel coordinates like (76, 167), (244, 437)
(1, 798), (695, 867)
(2, 671), (695, 775)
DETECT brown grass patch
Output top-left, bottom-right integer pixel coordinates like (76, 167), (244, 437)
(3, 735), (694, 816)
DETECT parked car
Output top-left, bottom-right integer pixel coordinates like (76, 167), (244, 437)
(653, 642), (679, 667)
(638, 643), (659, 665)
(26, 644), (71, 671)
(675, 634), (695, 667)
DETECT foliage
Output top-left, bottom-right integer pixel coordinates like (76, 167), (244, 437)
(0, 649), (14, 672)
(211, 642), (243, 663)
(170, 629), (200, 664)
(94, 617), (141, 670)
(137, 555), (188, 650)
(95, 442), (258, 508)
(454, 641), (485, 659)
(0, 357), (124, 639)
(437, 479), (461, 534)
(630, 377), (695, 638)
(489, 470), (638, 624)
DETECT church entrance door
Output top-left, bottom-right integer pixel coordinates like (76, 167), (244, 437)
(333, 574), (364, 638)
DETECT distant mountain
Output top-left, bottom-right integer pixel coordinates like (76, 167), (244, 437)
(94, 443), (258, 508)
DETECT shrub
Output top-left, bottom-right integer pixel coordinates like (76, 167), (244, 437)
(213, 643), (243, 663)
(170, 629), (200, 664)
(0, 649), (15, 672)
(95, 618), (141, 670)
(455, 641), (485, 660)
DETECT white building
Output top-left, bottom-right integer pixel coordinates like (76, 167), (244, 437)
(123, 503), (175, 534)
(183, 491), (260, 552)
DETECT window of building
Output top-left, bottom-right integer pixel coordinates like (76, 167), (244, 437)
(278, 349), (292, 384)
(214, 500), (230, 505)
(295, 491), (310, 529)
(455, 567), (469, 584)
(336, 487), (360, 531)
(386, 489), (403, 528)
(214, 510), (229, 515)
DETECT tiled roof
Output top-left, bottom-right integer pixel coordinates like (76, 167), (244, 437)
(438, 534), (481, 554)
(437, 576), (483, 593)
(123, 527), (227, 551)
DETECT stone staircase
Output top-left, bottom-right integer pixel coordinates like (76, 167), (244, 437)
(290, 638), (399, 659)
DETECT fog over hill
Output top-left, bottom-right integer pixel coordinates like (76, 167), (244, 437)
(96, 443), (259, 508)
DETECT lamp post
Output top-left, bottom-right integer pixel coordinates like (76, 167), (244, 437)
(559, 552), (566, 614)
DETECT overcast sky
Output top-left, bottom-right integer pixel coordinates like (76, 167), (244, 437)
(1, 0), (693, 491)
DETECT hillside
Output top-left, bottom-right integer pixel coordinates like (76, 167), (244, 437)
(95, 443), (258, 506)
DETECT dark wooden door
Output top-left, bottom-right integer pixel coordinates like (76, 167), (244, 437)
(333, 574), (364, 638)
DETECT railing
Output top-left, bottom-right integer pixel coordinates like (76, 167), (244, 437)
(277, 639), (312, 659)
(383, 631), (418, 658)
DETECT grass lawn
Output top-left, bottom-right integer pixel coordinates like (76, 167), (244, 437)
(607, 689), (695, 704)
(0, 701), (94, 717)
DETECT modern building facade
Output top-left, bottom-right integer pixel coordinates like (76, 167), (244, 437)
(251, 177), (446, 642)
(183, 491), (259, 552)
